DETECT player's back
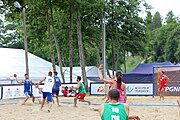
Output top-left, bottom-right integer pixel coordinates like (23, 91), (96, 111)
(54, 76), (60, 89)
(102, 103), (128, 120)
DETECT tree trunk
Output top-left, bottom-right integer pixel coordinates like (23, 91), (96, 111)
(46, 12), (56, 72)
(112, 36), (115, 76)
(69, 6), (73, 83)
(76, 11), (88, 89)
(123, 50), (127, 73)
(50, 7), (65, 83)
(115, 24), (118, 71)
(95, 44), (101, 65)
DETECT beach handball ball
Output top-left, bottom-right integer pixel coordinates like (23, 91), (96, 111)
(14, 74), (17, 77)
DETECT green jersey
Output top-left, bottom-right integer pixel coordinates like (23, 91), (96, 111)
(78, 82), (86, 94)
(102, 103), (128, 120)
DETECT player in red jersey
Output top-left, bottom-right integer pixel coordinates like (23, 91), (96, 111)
(157, 71), (169, 101)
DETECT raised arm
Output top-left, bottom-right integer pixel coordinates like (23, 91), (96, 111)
(164, 75), (170, 83)
(98, 64), (114, 84)
(15, 76), (24, 84)
(157, 76), (160, 85)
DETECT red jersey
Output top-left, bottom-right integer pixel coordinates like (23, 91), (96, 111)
(159, 76), (167, 86)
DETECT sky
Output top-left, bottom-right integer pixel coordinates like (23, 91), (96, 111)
(145, 0), (180, 18)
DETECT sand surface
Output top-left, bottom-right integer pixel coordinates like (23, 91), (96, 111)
(0, 96), (180, 120)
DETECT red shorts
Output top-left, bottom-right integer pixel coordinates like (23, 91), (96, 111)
(76, 94), (86, 100)
(159, 85), (167, 91)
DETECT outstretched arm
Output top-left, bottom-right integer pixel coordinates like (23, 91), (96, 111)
(15, 76), (24, 84)
(30, 80), (36, 85)
(98, 64), (114, 84)
(38, 77), (46, 85)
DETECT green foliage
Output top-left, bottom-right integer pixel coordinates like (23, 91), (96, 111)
(151, 11), (162, 30)
(1, 0), (151, 72)
(165, 11), (177, 24)
(165, 25), (180, 63)
(153, 23), (178, 62)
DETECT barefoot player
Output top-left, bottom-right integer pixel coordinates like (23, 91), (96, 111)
(98, 89), (140, 120)
(38, 71), (55, 112)
(157, 71), (169, 100)
(74, 76), (91, 107)
(15, 74), (35, 105)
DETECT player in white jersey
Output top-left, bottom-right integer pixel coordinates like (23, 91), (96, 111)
(38, 71), (55, 112)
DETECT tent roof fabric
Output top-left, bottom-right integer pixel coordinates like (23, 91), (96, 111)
(127, 62), (173, 74)
(122, 62), (180, 83)
(0, 48), (100, 84)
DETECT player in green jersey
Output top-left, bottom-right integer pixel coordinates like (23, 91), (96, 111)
(74, 76), (91, 107)
(98, 89), (140, 120)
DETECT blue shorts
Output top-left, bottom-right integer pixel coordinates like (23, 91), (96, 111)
(42, 92), (52, 102)
(52, 88), (59, 96)
(24, 91), (33, 97)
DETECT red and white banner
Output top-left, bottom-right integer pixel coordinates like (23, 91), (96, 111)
(90, 83), (110, 95)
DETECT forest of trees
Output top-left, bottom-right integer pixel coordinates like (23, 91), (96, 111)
(0, 0), (180, 86)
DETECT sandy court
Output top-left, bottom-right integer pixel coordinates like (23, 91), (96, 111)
(0, 96), (180, 120)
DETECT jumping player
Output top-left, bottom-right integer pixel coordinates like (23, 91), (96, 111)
(74, 76), (91, 107)
(38, 71), (55, 112)
(98, 64), (127, 103)
(52, 71), (61, 106)
(98, 89), (140, 120)
(157, 71), (169, 101)
(15, 74), (35, 105)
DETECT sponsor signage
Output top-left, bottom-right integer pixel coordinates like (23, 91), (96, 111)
(90, 83), (110, 95)
(126, 84), (153, 95)
(90, 83), (153, 96)
(154, 83), (180, 96)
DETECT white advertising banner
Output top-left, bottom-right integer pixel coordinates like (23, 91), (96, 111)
(90, 83), (153, 96)
(2, 85), (25, 99)
(90, 83), (110, 95)
(126, 83), (153, 95)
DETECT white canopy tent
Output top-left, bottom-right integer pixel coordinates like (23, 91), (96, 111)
(0, 48), (100, 85)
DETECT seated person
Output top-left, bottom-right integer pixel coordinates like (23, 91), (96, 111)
(98, 89), (140, 120)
